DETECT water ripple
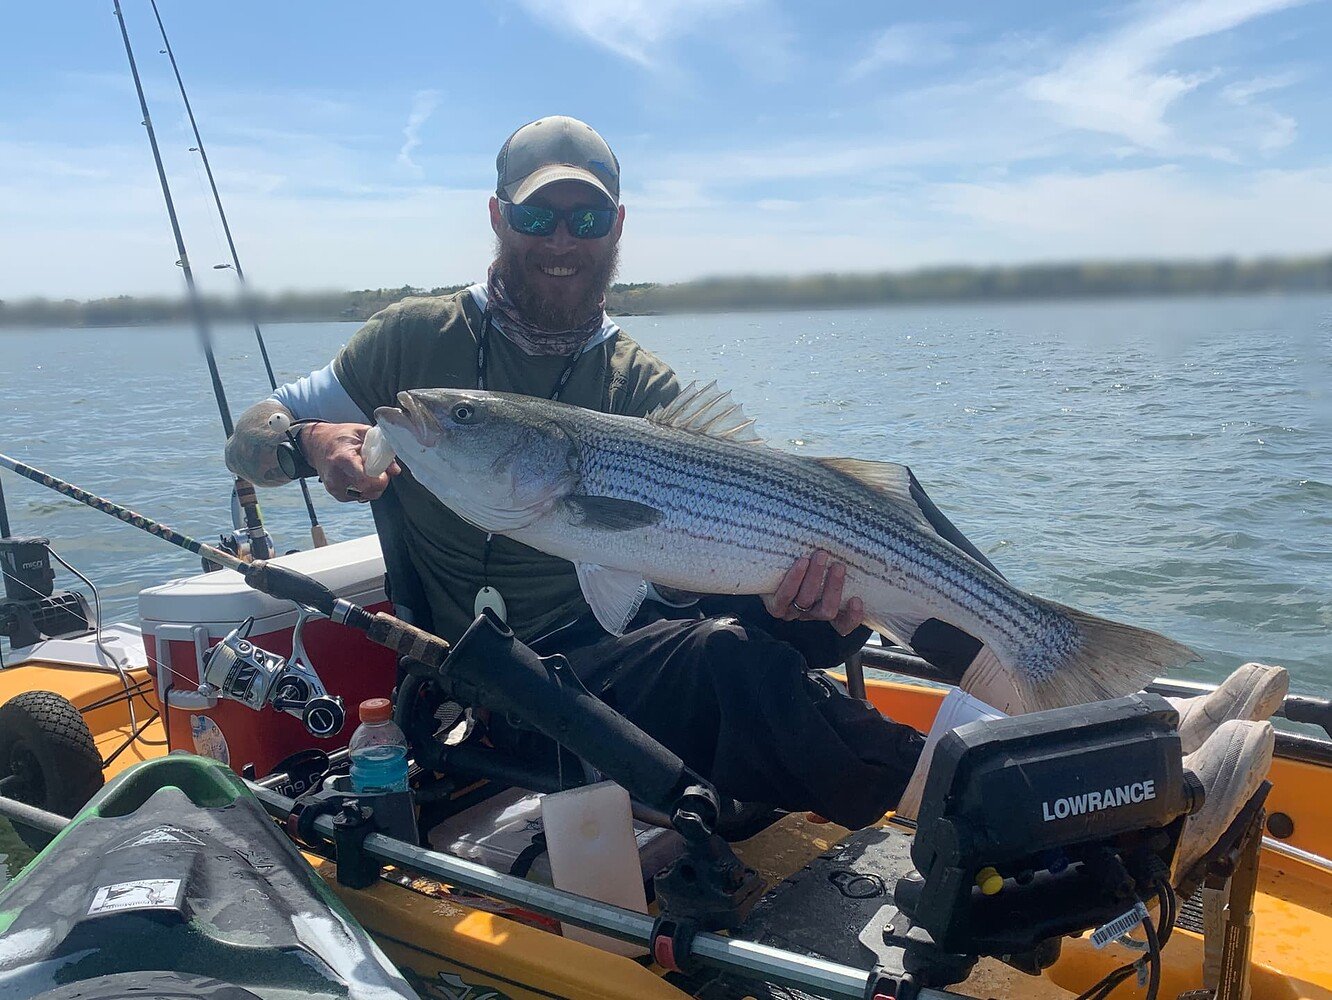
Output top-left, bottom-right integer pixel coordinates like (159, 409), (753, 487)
(4, 297), (1330, 695)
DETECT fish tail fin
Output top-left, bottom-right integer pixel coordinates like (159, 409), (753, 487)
(961, 598), (1200, 714)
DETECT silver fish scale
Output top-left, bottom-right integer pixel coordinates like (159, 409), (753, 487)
(561, 407), (1052, 664)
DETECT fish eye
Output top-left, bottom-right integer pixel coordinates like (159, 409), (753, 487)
(451, 403), (476, 423)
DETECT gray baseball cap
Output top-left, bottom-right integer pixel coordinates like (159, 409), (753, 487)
(496, 116), (620, 206)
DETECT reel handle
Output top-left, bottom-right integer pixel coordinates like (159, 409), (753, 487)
(302, 696), (346, 738)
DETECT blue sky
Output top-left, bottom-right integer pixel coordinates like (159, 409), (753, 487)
(1, 0), (1328, 299)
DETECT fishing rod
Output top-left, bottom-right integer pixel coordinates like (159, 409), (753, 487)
(148, 0), (327, 549)
(0, 451), (442, 664)
(111, 0), (273, 561)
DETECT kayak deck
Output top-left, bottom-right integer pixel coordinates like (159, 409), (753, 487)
(304, 677), (1332, 1000)
(6, 647), (1332, 998)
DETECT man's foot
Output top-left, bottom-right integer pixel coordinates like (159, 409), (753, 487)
(1173, 719), (1275, 882)
(1168, 662), (1287, 755)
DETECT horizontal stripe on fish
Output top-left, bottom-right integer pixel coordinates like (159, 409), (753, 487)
(574, 419), (1043, 652)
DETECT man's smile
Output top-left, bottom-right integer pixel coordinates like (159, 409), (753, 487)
(538, 263), (579, 278)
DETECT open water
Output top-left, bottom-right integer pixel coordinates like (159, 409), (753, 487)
(2, 294), (1330, 697)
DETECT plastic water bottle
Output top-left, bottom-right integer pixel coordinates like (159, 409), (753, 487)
(349, 697), (409, 794)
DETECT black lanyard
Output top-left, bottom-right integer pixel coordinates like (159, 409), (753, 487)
(475, 309), (592, 402)
(475, 308), (603, 585)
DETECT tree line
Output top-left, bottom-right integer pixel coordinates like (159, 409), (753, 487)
(2, 254), (1329, 328)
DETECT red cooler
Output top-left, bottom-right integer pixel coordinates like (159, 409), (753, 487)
(139, 535), (399, 778)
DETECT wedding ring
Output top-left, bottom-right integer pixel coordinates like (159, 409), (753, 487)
(791, 599), (814, 613)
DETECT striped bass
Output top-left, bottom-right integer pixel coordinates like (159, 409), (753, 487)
(374, 383), (1199, 713)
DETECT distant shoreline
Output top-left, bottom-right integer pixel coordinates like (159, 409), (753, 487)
(3, 253), (1329, 329)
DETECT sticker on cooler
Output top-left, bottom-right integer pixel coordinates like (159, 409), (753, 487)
(191, 714), (231, 765)
(89, 878), (184, 915)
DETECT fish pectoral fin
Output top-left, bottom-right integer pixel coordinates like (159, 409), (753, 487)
(575, 563), (649, 636)
(563, 495), (663, 531)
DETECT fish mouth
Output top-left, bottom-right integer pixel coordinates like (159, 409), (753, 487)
(374, 391), (441, 447)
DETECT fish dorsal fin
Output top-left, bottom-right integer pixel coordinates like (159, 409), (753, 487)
(647, 380), (764, 445)
(813, 457), (937, 534)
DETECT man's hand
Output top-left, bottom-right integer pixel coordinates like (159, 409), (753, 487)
(764, 550), (864, 636)
(302, 422), (401, 502)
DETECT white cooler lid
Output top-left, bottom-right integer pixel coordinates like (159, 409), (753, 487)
(138, 534), (386, 627)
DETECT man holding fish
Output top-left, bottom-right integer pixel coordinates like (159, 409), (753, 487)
(227, 117), (1281, 871)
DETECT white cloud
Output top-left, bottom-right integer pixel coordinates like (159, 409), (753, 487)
(513, 0), (790, 77)
(654, 137), (962, 185)
(515, 0), (739, 67)
(396, 89), (442, 176)
(6, 123), (1329, 297)
(621, 163), (1332, 282)
(932, 164), (1332, 259)
(846, 23), (960, 81)
(0, 134), (491, 300)
(1024, 0), (1309, 152)
(1220, 70), (1302, 104)
(1221, 72), (1300, 153)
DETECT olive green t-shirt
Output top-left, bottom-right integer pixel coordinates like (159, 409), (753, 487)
(333, 289), (680, 643)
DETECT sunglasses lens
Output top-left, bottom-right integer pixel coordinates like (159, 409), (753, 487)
(504, 200), (614, 239)
(570, 208), (615, 239)
(507, 202), (556, 236)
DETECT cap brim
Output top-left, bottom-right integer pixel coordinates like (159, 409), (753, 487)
(506, 164), (615, 205)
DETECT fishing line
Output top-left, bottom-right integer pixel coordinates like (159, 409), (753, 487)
(46, 544), (141, 733)
(147, 0), (328, 549)
(110, 0), (273, 560)
(186, 139), (231, 271)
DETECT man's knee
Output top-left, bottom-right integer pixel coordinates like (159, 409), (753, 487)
(685, 616), (804, 684)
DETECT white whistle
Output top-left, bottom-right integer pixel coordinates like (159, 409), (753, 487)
(361, 425), (396, 477)
(474, 586), (507, 622)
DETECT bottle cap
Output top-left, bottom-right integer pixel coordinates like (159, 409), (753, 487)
(975, 866), (1003, 896)
(359, 697), (392, 723)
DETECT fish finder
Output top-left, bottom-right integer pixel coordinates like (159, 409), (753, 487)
(893, 694), (1203, 966)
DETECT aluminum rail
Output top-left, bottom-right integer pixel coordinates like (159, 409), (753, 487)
(0, 795), (65, 836)
(1261, 836), (1332, 873)
(246, 784), (960, 1000)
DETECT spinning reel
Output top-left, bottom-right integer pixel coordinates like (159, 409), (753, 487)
(201, 609), (346, 738)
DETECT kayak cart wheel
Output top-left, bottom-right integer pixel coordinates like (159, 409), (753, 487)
(0, 690), (104, 849)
